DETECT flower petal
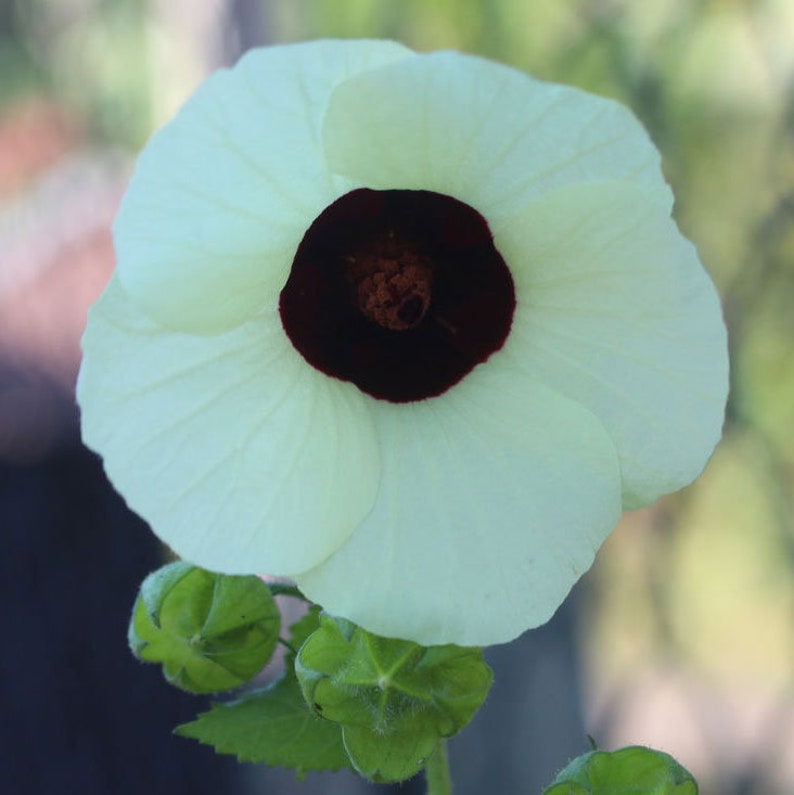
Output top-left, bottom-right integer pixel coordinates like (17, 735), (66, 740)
(77, 276), (380, 574)
(323, 50), (669, 228)
(494, 180), (729, 509)
(296, 365), (622, 647)
(116, 39), (414, 334)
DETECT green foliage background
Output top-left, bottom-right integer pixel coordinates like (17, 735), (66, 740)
(3, 1), (792, 792)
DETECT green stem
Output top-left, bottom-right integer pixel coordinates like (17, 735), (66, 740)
(267, 583), (308, 600)
(277, 636), (297, 655)
(425, 739), (452, 795)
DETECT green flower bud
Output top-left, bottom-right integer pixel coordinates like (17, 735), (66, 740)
(128, 562), (281, 694)
(294, 614), (492, 782)
(545, 745), (699, 794)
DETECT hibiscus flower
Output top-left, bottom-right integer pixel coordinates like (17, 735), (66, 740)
(77, 40), (728, 647)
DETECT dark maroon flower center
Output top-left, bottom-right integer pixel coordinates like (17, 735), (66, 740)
(279, 188), (515, 403)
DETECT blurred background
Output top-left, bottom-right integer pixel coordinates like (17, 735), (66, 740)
(1, 0), (793, 793)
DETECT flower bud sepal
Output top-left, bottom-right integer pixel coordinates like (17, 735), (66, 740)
(294, 613), (493, 782)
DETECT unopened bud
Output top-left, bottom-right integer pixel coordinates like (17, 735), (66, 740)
(545, 745), (698, 794)
(128, 562), (281, 694)
(295, 613), (492, 782)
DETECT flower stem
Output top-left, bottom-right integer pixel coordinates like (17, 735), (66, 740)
(267, 583), (307, 600)
(425, 739), (452, 795)
(277, 636), (297, 655)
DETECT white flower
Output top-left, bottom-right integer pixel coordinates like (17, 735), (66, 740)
(77, 40), (728, 647)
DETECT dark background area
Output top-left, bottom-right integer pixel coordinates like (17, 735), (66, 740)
(0, 390), (587, 793)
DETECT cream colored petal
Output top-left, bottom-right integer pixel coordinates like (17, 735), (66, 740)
(77, 276), (380, 574)
(297, 365), (622, 647)
(323, 50), (669, 228)
(116, 39), (413, 334)
(495, 180), (729, 509)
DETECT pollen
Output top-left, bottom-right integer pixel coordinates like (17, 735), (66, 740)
(345, 237), (434, 331)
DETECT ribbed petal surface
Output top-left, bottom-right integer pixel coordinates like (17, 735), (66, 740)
(323, 50), (669, 228)
(494, 180), (729, 509)
(116, 39), (413, 334)
(297, 364), (622, 647)
(77, 277), (380, 574)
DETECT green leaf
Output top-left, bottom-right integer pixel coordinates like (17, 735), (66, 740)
(176, 675), (350, 776)
(128, 562), (281, 693)
(176, 605), (352, 777)
(294, 614), (492, 782)
(545, 746), (699, 795)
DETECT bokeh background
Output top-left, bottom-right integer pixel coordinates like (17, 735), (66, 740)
(2, 1), (793, 793)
